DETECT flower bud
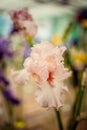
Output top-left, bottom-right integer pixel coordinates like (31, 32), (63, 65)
(82, 69), (87, 87)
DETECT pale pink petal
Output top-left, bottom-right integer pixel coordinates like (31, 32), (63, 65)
(11, 69), (29, 85)
(35, 82), (59, 108)
(35, 81), (65, 109)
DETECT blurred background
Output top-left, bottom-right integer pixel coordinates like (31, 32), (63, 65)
(0, 0), (87, 130)
(0, 0), (87, 40)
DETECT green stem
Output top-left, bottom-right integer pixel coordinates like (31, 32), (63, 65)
(7, 103), (14, 123)
(73, 85), (82, 112)
(70, 121), (78, 130)
(2, 94), (15, 130)
(27, 36), (34, 47)
(0, 86), (14, 124)
(75, 87), (85, 117)
(67, 74), (84, 130)
(62, 21), (73, 42)
(3, 95), (14, 125)
(55, 110), (64, 130)
(69, 86), (85, 130)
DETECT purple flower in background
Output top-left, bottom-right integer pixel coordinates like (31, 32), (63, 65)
(9, 8), (37, 37)
(3, 87), (20, 105)
(9, 8), (33, 33)
(0, 70), (20, 105)
(11, 26), (20, 34)
(24, 41), (31, 58)
(71, 38), (79, 47)
(0, 37), (13, 60)
(0, 70), (9, 87)
(76, 8), (87, 23)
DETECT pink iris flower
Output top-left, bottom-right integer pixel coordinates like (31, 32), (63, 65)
(12, 41), (71, 109)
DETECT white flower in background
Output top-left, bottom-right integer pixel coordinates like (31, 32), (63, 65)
(12, 41), (71, 109)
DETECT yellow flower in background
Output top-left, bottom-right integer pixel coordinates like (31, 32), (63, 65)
(51, 34), (62, 46)
(70, 48), (87, 70)
(75, 51), (87, 63)
(82, 20), (87, 28)
(14, 120), (25, 128)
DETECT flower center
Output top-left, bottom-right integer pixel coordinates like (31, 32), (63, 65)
(47, 73), (54, 82)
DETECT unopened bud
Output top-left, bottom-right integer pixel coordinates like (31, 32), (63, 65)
(82, 69), (87, 87)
